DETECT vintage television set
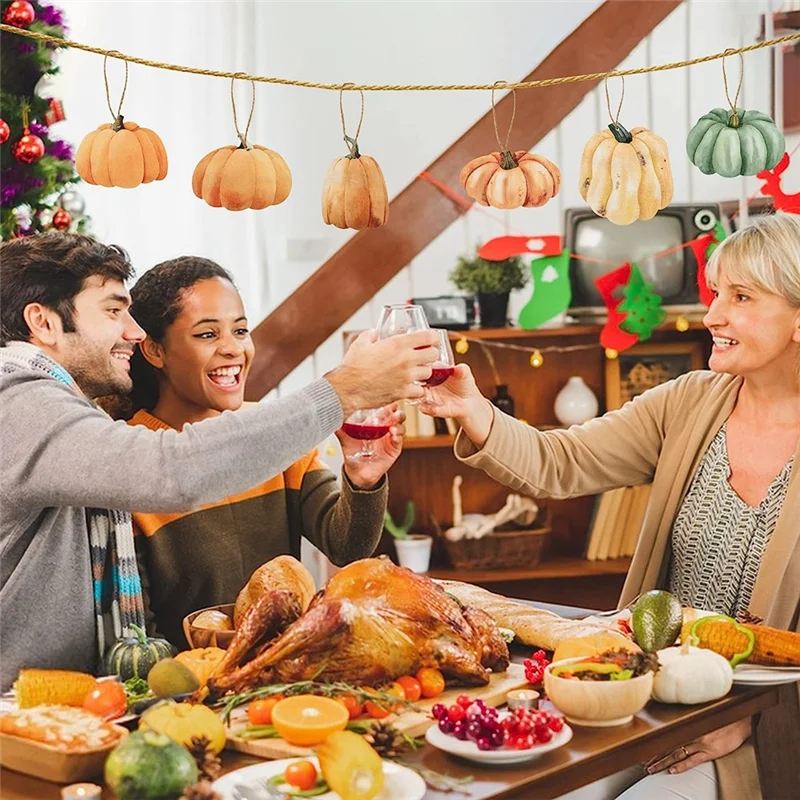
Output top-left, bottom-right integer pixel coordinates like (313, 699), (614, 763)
(564, 203), (724, 320)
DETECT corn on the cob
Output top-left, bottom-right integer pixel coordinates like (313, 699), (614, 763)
(681, 620), (800, 667)
(14, 669), (98, 708)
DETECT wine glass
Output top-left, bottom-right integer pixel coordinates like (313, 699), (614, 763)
(423, 329), (456, 394)
(376, 303), (430, 338)
(376, 304), (431, 404)
(341, 406), (393, 461)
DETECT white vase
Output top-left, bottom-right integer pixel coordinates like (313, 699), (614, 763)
(554, 376), (599, 426)
(394, 534), (433, 573)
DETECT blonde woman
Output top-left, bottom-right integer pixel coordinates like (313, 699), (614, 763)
(420, 212), (800, 800)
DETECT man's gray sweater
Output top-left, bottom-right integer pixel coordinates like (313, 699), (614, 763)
(0, 363), (343, 691)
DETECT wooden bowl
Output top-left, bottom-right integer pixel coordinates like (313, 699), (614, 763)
(183, 603), (236, 650)
(0, 725), (127, 783)
(543, 657), (653, 727)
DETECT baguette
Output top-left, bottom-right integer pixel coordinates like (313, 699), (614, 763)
(681, 619), (800, 667)
(437, 580), (622, 651)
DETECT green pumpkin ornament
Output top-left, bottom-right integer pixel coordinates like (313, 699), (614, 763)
(105, 624), (175, 681)
(687, 108), (784, 178)
(686, 50), (785, 178)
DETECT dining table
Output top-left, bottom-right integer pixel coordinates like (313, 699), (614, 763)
(0, 601), (783, 800)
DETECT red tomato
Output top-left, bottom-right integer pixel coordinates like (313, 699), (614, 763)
(247, 695), (284, 726)
(364, 682), (406, 719)
(83, 680), (127, 720)
(395, 675), (422, 702)
(415, 667), (446, 698)
(336, 694), (364, 719)
(284, 759), (317, 791)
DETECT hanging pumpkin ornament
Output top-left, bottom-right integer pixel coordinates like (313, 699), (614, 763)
(193, 76), (291, 211)
(51, 209), (72, 231)
(12, 105), (45, 165)
(76, 56), (168, 189)
(579, 75), (673, 226)
(4, 0), (35, 28)
(687, 50), (784, 178)
(321, 85), (389, 229)
(460, 81), (560, 210)
(0, 118), (10, 145)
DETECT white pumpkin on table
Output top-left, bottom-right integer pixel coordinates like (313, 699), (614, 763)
(652, 643), (733, 705)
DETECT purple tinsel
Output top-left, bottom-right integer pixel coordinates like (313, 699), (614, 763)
(29, 122), (49, 138)
(1, 165), (47, 208)
(37, 4), (67, 29)
(47, 139), (72, 161)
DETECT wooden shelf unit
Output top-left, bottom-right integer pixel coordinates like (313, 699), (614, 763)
(360, 322), (712, 609)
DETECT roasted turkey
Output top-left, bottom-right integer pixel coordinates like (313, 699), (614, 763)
(207, 557), (509, 697)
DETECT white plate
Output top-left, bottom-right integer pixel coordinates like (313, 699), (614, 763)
(212, 756), (425, 800)
(732, 665), (800, 685)
(425, 715), (573, 765)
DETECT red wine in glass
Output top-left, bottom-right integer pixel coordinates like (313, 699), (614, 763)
(424, 365), (455, 387)
(341, 422), (391, 440)
(341, 406), (393, 461)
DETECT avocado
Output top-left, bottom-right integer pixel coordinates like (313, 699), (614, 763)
(631, 590), (683, 653)
(105, 730), (198, 800)
(147, 658), (200, 698)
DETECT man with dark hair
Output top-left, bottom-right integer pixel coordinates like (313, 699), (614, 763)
(0, 232), (438, 689)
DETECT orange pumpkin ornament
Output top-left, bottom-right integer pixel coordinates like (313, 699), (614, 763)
(459, 82), (561, 210)
(75, 57), (168, 189)
(193, 77), (291, 211)
(321, 87), (388, 229)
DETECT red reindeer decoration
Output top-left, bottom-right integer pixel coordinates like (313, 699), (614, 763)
(757, 152), (800, 214)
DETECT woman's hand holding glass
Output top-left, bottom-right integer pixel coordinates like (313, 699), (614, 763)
(418, 362), (495, 448)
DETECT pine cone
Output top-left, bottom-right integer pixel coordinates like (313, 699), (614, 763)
(188, 735), (222, 781)
(180, 780), (222, 800)
(363, 721), (405, 759)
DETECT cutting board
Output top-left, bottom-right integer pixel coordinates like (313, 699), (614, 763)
(225, 662), (528, 759)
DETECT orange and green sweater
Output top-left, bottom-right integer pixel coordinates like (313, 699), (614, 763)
(129, 409), (388, 648)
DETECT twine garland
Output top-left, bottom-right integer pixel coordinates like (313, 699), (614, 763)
(103, 52), (128, 128)
(2, 24), (797, 93)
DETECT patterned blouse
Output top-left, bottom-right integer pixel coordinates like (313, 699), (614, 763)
(668, 424), (793, 618)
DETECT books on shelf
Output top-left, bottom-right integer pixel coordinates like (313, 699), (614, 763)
(585, 484), (652, 561)
(398, 400), (457, 439)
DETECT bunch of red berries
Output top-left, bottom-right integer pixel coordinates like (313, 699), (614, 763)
(523, 649), (550, 684)
(501, 708), (564, 750)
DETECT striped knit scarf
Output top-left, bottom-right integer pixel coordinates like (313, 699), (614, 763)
(0, 342), (146, 659)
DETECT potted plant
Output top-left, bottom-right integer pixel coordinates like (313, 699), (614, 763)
(449, 252), (529, 328)
(384, 500), (432, 574)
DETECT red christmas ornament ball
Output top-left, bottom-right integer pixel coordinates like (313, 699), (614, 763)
(0, 119), (10, 145)
(4, 0), (35, 28)
(13, 129), (45, 164)
(52, 209), (72, 231)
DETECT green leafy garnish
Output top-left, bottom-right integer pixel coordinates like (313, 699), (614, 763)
(609, 669), (634, 681)
(123, 676), (152, 705)
(267, 775), (329, 797)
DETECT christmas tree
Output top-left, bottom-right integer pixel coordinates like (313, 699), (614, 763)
(1, 0), (88, 240)
(618, 263), (666, 341)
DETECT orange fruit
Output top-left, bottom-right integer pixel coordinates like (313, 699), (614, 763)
(271, 695), (349, 746)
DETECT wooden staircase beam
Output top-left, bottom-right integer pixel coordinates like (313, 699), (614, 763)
(246, 0), (682, 399)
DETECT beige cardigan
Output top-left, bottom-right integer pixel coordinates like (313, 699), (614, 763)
(455, 370), (800, 800)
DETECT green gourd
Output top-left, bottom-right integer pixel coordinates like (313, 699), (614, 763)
(686, 107), (785, 178)
(105, 624), (175, 681)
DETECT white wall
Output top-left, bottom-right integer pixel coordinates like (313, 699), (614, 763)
(51, 0), (797, 399)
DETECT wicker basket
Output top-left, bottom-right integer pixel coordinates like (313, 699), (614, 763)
(439, 509), (551, 570)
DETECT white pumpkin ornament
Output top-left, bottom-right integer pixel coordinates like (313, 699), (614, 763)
(652, 643), (733, 705)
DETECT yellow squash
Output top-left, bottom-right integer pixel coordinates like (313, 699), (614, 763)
(579, 123), (673, 226)
(139, 700), (226, 753)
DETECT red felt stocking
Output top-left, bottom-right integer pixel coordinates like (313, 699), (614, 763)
(595, 262), (639, 352)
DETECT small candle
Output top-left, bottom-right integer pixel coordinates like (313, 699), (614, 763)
(61, 784), (102, 800)
(506, 688), (540, 711)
